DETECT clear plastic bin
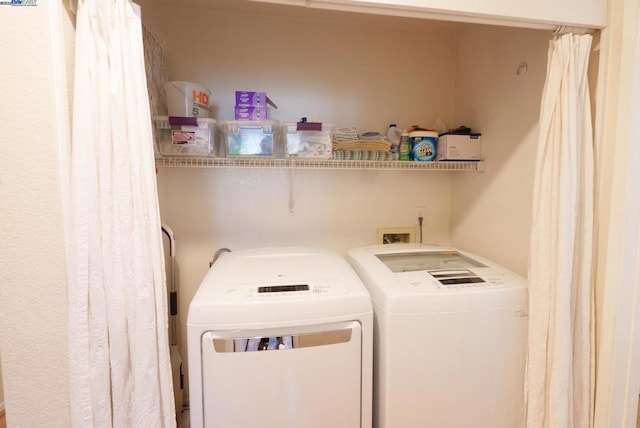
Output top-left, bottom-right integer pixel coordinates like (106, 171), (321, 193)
(222, 120), (278, 157)
(154, 116), (218, 157)
(282, 122), (334, 159)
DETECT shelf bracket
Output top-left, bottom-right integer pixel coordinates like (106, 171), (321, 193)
(289, 165), (296, 213)
(476, 161), (486, 174)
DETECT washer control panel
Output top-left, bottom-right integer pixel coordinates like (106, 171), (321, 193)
(258, 284), (309, 293)
(218, 282), (349, 301)
(399, 268), (521, 291)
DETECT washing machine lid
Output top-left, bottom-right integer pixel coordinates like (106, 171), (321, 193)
(347, 244), (528, 313)
(188, 247), (372, 326)
(376, 250), (487, 273)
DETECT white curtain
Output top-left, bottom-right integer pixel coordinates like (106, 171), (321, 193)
(526, 34), (595, 428)
(67, 0), (175, 426)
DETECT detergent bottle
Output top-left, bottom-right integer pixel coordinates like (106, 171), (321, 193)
(386, 124), (402, 143)
(398, 132), (411, 161)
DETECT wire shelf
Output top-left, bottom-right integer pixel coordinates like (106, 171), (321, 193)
(155, 156), (483, 171)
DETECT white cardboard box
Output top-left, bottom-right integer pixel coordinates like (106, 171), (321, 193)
(436, 133), (482, 161)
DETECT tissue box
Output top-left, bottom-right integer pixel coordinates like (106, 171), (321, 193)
(222, 120), (278, 157)
(234, 106), (267, 121)
(436, 133), (482, 161)
(154, 116), (218, 157)
(283, 122), (334, 159)
(235, 91), (267, 107)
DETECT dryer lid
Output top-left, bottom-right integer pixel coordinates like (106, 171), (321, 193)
(188, 247), (373, 326)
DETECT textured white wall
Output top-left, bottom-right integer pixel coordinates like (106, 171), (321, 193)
(0, 1), (74, 426)
(450, 25), (549, 276)
(156, 3), (458, 131)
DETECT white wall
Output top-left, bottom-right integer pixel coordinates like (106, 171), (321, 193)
(158, 168), (453, 388)
(158, 2), (459, 131)
(0, 1), (74, 426)
(450, 25), (549, 276)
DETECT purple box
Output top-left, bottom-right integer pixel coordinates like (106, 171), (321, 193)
(234, 106), (267, 121)
(235, 91), (267, 107)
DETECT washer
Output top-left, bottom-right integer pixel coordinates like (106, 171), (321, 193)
(347, 244), (528, 428)
(187, 247), (373, 428)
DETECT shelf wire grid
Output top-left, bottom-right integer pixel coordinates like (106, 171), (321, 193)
(155, 157), (483, 171)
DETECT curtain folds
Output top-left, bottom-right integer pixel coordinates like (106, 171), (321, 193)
(526, 33), (595, 428)
(67, 0), (175, 426)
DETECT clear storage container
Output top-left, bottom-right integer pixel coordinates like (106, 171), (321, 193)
(221, 120), (278, 157)
(154, 116), (218, 157)
(282, 122), (334, 159)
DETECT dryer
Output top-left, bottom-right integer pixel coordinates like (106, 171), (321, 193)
(347, 244), (528, 428)
(187, 247), (373, 428)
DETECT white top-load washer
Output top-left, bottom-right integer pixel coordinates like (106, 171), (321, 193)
(187, 247), (373, 428)
(347, 244), (528, 428)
